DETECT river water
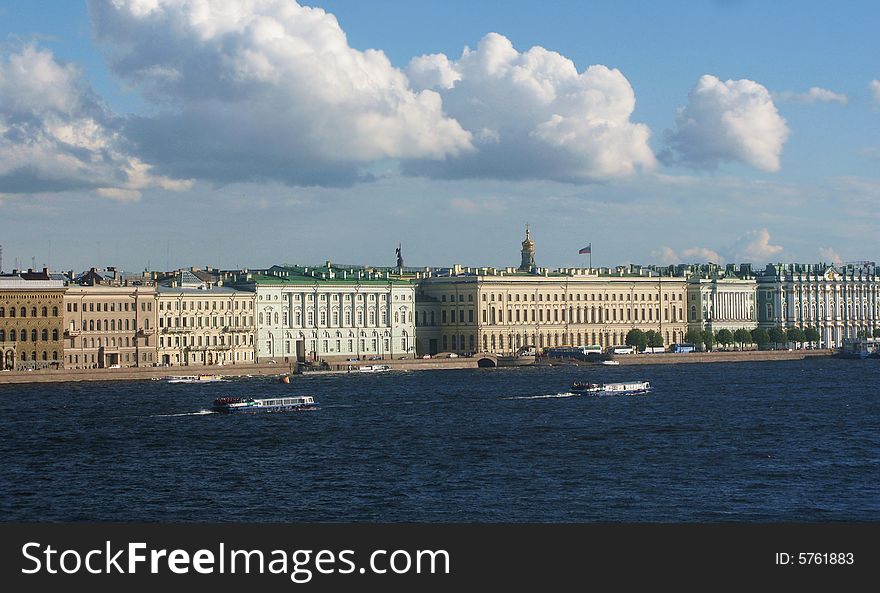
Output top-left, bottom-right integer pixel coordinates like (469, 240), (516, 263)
(1, 358), (877, 522)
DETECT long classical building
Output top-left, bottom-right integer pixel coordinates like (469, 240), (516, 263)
(156, 271), (256, 367)
(756, 262), (880, 347)
(229, 264), (416, 363)
(415, 229), (688, 355)
(0, 271), (67, 370)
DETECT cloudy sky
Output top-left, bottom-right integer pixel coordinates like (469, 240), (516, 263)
(1, 0), (879, 272)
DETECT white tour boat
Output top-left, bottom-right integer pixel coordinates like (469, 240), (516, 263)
(570, 381), (652, 396)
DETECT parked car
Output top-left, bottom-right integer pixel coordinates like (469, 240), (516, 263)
(448, 353), (459, 358)
(109, 364), (122, 369)
(421, 354), (432, 359)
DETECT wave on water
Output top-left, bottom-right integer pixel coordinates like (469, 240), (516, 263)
(152, 410), (216, 417)
(505, 392), (578, 400)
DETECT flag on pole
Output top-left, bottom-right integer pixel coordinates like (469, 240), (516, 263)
(578, 243), (591, 254)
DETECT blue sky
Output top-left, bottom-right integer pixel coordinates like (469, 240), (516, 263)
(1, 0), (878, 273)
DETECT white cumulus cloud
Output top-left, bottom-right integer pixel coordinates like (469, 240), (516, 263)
(0, 44), (187, 198)
(664, 75), (790, 172)
(681, 247), (723, 263)
(726, 229), (784, 263)
(87, 0), (472, 186)
(818, 247), (843, 265)
(653, 246), (722, 264)
(871, 80), (880, 106)
(404, 33), (657, 182)
(774, 86), (848, 104)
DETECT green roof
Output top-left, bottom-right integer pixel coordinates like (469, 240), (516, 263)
(246, 272), (412, 286)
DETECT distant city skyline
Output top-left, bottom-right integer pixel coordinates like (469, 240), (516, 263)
(2, 1), (879, 271)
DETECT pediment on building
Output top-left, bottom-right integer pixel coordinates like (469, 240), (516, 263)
(822, 266), (840, 281)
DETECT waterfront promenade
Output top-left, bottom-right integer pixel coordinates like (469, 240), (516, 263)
(595, 349), (836, 366)
(0, 349), (839, 385)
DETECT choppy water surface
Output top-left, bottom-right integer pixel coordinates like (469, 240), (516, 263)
(1, 358), (877, 522)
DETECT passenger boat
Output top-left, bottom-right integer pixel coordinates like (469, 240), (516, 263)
(600, 360), (620, 366)
(212, 395), (319, 414)
(571, 381), (652, 396)
(358, 364), (391, 373)
(166, 374), (226, 383)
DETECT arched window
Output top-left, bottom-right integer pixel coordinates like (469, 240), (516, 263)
(41, 329), (48, 341)
(274, 312), (279, 325)
(0, 307), (4, 317)
(41, 351), (48, 361)
(31, 329), (38, 342)
(52, 307), (58, 317)
(20, 307), (27, 317)
(52, 351), (58, 360)
(111, 319), (116, 331)
(0, 330), (4, 341)
(31, 307), (37, 317)
(9, 330), (15, 342)
(103, 320), (108, 331)
(89, 320), (95, 331)
(21, 352), (26, 361)
(42, 307), (48, 317)
(20, 330), (27, 342)
(144, 319), (150, 330)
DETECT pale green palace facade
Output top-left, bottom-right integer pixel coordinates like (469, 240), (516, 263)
(756, 263), (880, 347)
(232, 265), (416, 363)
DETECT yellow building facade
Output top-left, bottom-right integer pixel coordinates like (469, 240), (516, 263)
(0, 275), (67, 370)
(417, 271), (687, 355)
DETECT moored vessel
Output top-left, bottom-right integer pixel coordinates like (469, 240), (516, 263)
(358, 364), (391, 373)
(166, 374), (226, 383)
(212, 395), (319, 413)
(571, 381), (651, 395)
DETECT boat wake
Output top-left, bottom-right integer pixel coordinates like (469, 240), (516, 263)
(152, 410), (216, 417)
(505, 392), (578, 400)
